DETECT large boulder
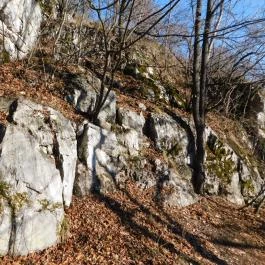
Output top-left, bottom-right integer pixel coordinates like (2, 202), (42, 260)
(65, 73), (116, 124)
(205, 128), (263, 205)
(116, 106), (145, 135)
(0, 98), (77, 255)
(0, 0), (42, 60)
(144, 112), (191, 165)
(74, 122), (127, 195)
(153, 159), (197, 207)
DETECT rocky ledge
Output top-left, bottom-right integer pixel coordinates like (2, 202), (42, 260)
(0, 86), (263, 255)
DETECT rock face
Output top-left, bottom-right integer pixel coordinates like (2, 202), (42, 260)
(116, 106), (146, 155)
(117, 107), (145, 134)
(144, 113), (191, 163)
(141, 112), (263, 205)
(0, 92), (263, 256)
(75, 122), (126, 195)
(153, 159), (197, 207)
(65, 73), (116, 124)
(250, 88), (265, 138)
(0, 98), (77, 256)
(0, 0), (42, 60)
(204, 128), (263, 205)
(248, 88), (265, 160)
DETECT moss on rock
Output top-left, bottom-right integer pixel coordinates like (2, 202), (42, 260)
(206, 137), (237, 184)
(242, 179), (255, 194)
(38, 199), (62, 212)
(57, 216), (69, 242)
(38, 0), (56, 16)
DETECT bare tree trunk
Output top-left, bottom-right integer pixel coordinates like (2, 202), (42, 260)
(192, 0), (212, 194)
(192, 0), (204, 194)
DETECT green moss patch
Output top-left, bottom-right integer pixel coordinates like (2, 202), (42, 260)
(0, 181), (30, 213)
(57, 216), (69, 242)
(39, 199), (62, 212)
(206, 135), (237, 184)
(242, 179), (255, 194)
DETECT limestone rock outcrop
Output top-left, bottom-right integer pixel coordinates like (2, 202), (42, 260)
(0, 92), (263, 256)
(65, 73), (116, 124)
(0, 98), (77, 256)
(116, 107), (145, 135)
(248, 88), (265, 160)
(205, 128), (263, 205)
(0, 0), (42, 60)
(74, 122), (127, 195)
(144, 113), (191, 162)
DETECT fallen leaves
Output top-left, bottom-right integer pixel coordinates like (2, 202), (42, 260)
(0, 61), (83, 123)
(1, 182), (265, 265)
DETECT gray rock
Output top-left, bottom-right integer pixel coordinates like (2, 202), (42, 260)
(163, 170), (198, 207)
(74, 161), (93, 196)
(146, 67), (154, 76)
(249, 88), (265, 138)
(75, 123), (126, 195)
(153, 159), (197, 207)
(146, 88), (156, 101)
(12, 208), (64, 256)
(11, 98), (77, 207)
(0, 98), (76, 256)
(0, 125), (64, 255)
(138, 102), (147, 111)
(205, 128), (263, 205)
(248, 88), (265, 160)
(0, 201), (12, 255)
(155, 82), (170, 102)
(66, 73), (116, 124)
(0, 0), (42, 60)
(117, 107), (145, 134)
(116, 128), (140, 156)
(144, 113), (190, 163)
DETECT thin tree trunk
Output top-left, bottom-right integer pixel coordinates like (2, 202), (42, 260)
(192, 0), (213, 194)
(192, 0), (204, 194)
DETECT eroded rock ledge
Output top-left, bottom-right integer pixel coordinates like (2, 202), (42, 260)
(0, 94), (263, 256)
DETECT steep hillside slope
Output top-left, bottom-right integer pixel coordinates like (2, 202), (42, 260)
(0, 57), (264, 263)
(0, 4), (264, 262)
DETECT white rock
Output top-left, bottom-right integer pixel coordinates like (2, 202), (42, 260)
(205, 128), (262, 205)
(0, 202), (12, 255)
(146, 67), (154, 76)
(117, 128), (139, 156)
(66, 73), (116, 124)
(145, 113), (189, 160)
(12, 208), (64, 256)
(0, 125), (64, 256)
(0, 98), (77, 256)
(75, 123), (126, 195)
(117, 107), (145, 135)
(138, 103), (147, 111)
(12, 99), (77, 207)
(0, 0), (42, 59)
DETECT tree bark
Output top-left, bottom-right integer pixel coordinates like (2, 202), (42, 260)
(192, 0), (213, 194)
(192, 0), (204, 194)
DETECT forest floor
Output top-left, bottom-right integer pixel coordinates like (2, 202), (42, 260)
(1, 182), (265, 265)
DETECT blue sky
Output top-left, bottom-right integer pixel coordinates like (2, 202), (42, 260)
(156, 0), (265, 18)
